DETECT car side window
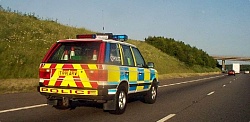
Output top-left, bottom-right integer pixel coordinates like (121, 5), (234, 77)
(132, 47), (145, 67)
(121, 45), (135, 66)
(108, 43), (121, 65)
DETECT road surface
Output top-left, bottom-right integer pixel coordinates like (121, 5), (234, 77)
(0, 74), (249, 122)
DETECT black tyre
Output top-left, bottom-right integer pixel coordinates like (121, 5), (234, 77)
(110, 86), (127, 114)
(144, 82), (157, 104)
(53, 99), (70, 110)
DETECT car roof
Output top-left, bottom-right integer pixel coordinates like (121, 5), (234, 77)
(57, 39), (137, 48)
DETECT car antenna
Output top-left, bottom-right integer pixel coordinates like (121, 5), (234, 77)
(102, 10), (105, 32)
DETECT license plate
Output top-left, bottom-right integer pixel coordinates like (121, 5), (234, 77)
(59, 70), (78, 76)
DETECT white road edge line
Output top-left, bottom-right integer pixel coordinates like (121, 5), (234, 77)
(158, 75), (224, 88)
(0, 104), (47, 114)
(157, 114), (176, 122)
(207, 91), (215, 96)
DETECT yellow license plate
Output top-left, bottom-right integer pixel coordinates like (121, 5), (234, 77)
(59, 70), (78, 76)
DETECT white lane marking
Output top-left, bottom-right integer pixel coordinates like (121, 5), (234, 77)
(207, 91), (215, 96)
(159, 75), (224, 88)
(157, 114), (176, 122)
(0, 104), (47, 114)
(223, 85), (226, 87)
(156, 75), (222, 121)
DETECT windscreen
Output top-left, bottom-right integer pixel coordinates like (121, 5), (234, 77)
(47, 41), (101, 63)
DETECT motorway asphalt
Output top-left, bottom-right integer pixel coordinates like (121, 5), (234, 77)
(0, 73), (249, 122)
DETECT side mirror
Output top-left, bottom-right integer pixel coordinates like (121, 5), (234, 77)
(147, 62), (154, 68)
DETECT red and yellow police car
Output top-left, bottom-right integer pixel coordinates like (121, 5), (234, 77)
(38, 33), (158, 114)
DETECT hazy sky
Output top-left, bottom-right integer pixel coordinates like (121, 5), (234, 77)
(1, 0), (250, 63)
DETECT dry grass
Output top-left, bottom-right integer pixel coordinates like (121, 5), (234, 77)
(0, 79), (38, 94)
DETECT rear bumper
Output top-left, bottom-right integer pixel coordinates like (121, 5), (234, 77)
(37, 85), (115, 102)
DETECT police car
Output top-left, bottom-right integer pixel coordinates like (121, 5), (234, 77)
(38, 33), (158, 114)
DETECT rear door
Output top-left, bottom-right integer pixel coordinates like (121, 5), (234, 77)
(42, 41), (104, 89)
(120, 45), (138, 92)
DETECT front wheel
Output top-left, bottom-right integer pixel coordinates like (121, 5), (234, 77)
(144, 82), (157, 104)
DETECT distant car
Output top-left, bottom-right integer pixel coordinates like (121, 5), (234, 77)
(228, 70), (235, 76)
(244, 71), (249, 74)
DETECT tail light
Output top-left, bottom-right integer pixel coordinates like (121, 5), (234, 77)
(39, 68), (50, 79)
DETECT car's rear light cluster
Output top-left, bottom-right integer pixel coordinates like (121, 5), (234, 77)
(39, 68), (50, 79)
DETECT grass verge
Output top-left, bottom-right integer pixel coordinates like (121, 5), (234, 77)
(0, 79), (38, 94)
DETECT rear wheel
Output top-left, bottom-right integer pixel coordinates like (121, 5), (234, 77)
(53, 99), (70, 110)
(110, 86), (127, 114)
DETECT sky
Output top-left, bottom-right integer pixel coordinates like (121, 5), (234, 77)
(1, 0), (250, 64)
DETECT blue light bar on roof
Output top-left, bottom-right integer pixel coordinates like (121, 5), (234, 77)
(113, 35), (128, 41)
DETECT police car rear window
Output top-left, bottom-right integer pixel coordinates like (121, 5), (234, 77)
(47, 42), (101, 63)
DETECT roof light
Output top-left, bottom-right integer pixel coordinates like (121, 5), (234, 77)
(76, 33), (128, 41)
(96, 35), (109, 40)
(96, 33), (113, 39)
(113, 35), (128, 41)
(76, 34), (96, 39)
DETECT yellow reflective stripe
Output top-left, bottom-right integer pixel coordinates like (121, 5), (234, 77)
(129, 67), (137, 81)
(107, 65), (120, 82)
(43, 64), (51, 68)
(61, 75), (77, 87)
(55, 64), (64, 68)
(73, 64), (92, 88)
(72, 65), (90, 86)
(88, 64), (97, 69)
(137, 81), (144, 84)
(144, 69), (150, 81)
(136, 86), (144, 91)
(72, 64), (81, 70)
(118, 44), (124, 65)
(130, 46), (136, 66)
(48, 64), (64, 86)
(59, 64), (78, 87)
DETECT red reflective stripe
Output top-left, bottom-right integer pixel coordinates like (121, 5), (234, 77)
(98, 42), (105, 63)
(55, 81), (62, 87)
(80, 64), (89, 70)
(99, 70), (108, 81)
(50, 64), (57, 68)
(62, 64), (73, 68)
(54, 76), (64, 86)
(90, 82), (98, 89)
(74, 79), (83, 88)
(43, 80), (49, 86)
(51, 69), (56, 77)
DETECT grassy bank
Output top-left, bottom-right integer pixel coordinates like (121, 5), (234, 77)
(0, 8), (221, 94)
